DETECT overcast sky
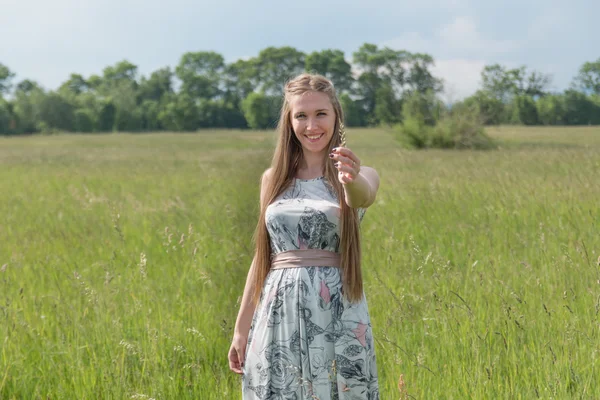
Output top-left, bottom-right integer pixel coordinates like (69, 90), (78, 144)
(1, 0), (596, 100)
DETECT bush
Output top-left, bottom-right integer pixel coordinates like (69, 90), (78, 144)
(401, 90), (444, 126)
(435, 105), (496, 149)
(395, 102), (496, 150)
(395, 115), (431, 149)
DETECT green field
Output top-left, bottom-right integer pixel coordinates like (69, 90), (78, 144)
(1, 126), (599, 399)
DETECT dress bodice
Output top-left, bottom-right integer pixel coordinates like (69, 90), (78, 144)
(264, 176), (366, 255)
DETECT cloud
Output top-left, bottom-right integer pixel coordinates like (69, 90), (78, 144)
(382, 32), (433, 55)
(438, 16), (519, 55)
(526, 10), (563, 41)
(432, 59), (487, 102)
(380, 15), (523, 99)
(2, 0), (592, 97)
(382, 15), (520, 59)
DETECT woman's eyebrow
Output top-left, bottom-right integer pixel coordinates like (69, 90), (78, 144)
(294, 108), (330, 115)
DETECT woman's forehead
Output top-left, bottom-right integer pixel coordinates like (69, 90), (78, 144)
(289, 92), (332, 111)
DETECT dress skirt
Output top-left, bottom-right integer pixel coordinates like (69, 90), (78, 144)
(242, 265), (379, 400)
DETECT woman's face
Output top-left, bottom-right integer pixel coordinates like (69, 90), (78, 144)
(289, 91), (336, 155)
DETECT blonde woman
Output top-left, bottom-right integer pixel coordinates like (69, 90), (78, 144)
(229, 73), (380, 399)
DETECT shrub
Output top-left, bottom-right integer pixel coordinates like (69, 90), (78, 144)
(395, 101), (496, 150)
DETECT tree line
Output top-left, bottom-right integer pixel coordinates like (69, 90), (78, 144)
(0, 44), (599, 135)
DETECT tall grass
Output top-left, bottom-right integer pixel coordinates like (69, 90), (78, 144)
(0, 126), (599, 398)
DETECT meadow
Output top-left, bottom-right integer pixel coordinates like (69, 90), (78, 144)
(1, 125), (599, 399)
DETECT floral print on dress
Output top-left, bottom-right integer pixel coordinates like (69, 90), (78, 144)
(243, 177), (379, 400)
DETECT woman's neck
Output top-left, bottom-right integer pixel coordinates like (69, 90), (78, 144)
(298, 150), (325, 178)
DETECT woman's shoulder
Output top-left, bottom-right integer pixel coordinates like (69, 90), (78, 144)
(259, 168), (274, 208)
(261, 167), (274, 185)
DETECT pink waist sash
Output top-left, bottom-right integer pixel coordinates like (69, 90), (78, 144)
(271, 249), (341, 270)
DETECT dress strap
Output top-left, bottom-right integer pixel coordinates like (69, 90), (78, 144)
(271, 249), (341, 270)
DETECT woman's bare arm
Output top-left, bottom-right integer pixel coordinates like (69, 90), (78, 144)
(330, 147), (380, 208)
(343, 166), (380, 208)
(233, 167), (272, 336)
(229, 168), (272, 373)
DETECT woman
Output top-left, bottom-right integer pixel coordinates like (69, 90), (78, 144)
(228, 73), (380, 399)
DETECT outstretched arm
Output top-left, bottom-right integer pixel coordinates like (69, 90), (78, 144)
(343, 166), (380, 208)
(331, 146), (380, 208)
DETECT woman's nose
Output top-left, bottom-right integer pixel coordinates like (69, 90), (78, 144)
(306, 118), (318, 131)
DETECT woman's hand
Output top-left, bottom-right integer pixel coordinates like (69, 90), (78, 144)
(228, 333), (248, 374)
(330, 147), (361, 185)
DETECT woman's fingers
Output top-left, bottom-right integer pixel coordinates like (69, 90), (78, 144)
(335, 163), (358, 183)
(228, 345), (244, 374)
(335, 162), (359, 177)
(237, 343), (246, 369)
(332, 147), (360, 167)
(330, 153), (355, 168)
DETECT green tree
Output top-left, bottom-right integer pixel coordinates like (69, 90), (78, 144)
(196, 99), (246, 128)
(138, 67), (173, 102)
(241, 92), (271, 129)
(401, 90), (444, 126)
(340, 93), (366, 127)
(353, 44), (411, 96)
(509, 95), (539, 125)
(255, 47), (305, 95)
(0, 63), (16, 96)
(353, 44), (440, 124)
(176, 52), (224, 100)
(158, 93), (198, 131)
(374, 83), (399, 125)
(573, 58), (600, 95)
(457, 90), (505, 125)
(139, 99), (161, 131)
(562, 90), (600, 125)
(98, 99), (116, 131)
(37, 91), (75, 132)
(74, 92), (102, 131)
(12, 80), (45, 133)
(523, 70), (552, 98)
(94, 61), (142, 132)
(536, 95), (566, 125)
(481, 64), (517, 102)
(111, 81), (142, 131)
(59, 74), (89, 96)
(0, 98), (15, 134)
(74, 109), (95, 132)
(103, 60), (139, 88)
(482, 64), (551, 101)
(354, 71), (381, 118)
(87, 74), (103, 92)
(405, 53), (443, 94)
(305, 49), (354, 93)
(223, 58), (258, 105)
(353, 44), (410, 85)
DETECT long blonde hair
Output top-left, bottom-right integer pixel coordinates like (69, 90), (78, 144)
(251, 73), (363, 304)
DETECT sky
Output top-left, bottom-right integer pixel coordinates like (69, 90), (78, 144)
(0, 0), (597, 100)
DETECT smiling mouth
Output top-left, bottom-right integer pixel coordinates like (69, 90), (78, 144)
(304, 133), (324, 142)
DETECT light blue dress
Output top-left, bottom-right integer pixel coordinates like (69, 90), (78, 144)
(242, 176), (379, 400)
